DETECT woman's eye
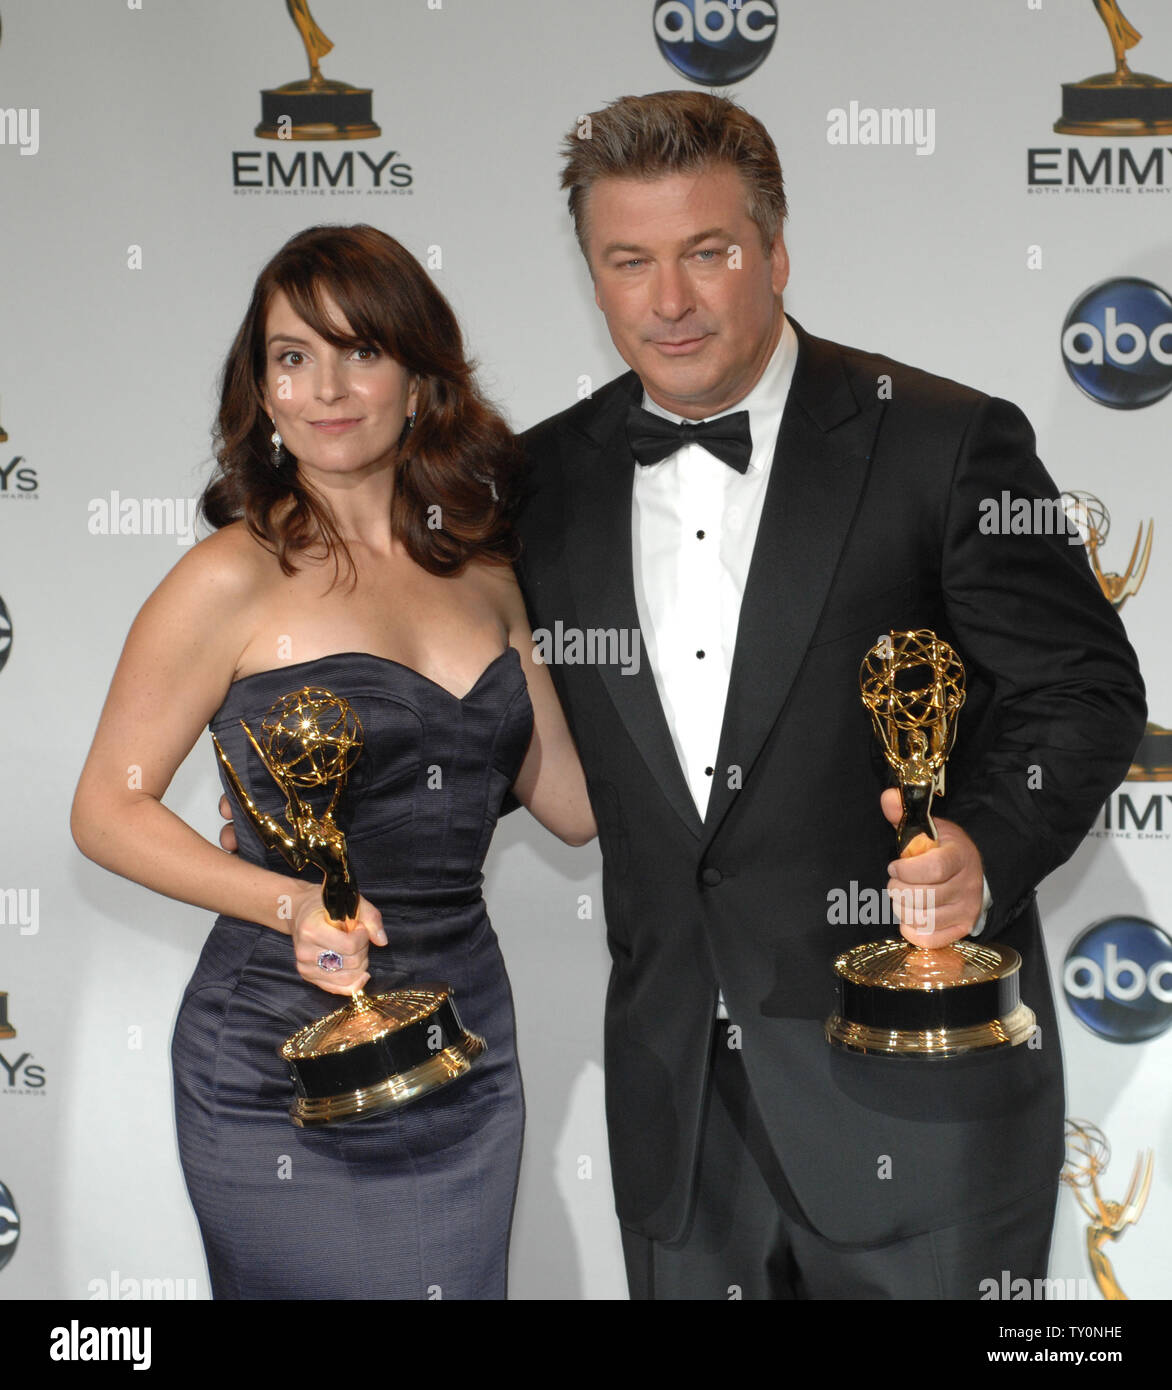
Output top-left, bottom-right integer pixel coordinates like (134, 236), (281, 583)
(352, 346), (379, 361)
(278, 350), (305, 366)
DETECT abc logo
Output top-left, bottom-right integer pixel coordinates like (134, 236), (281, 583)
(653, 0), (778, 86)
(1061, 278), (1172, 409)
(1063, 916), (1172, 1043)
(0, 1181), (18, 1273)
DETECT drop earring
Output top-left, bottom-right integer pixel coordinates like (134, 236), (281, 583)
(270, 421), (284, 469)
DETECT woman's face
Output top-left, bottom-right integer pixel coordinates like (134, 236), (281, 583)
(259, 287), (418, 483)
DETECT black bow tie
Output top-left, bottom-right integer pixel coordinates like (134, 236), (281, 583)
(626, 405), (753, 474)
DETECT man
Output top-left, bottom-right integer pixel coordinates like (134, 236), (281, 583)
(513, 90), (1145, 1298)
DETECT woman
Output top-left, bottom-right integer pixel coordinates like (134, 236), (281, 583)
(71, 224), (595, 1299)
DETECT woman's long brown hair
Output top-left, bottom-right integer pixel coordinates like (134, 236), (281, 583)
(201, 224), (521, 580)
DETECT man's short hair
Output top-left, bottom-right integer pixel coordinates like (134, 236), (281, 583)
(560, 90), (787, 262)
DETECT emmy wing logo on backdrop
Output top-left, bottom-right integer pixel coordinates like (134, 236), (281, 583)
(232, 2), (412, 196)
(257, 0), (379, 141)
(1062, 1120), (1154, 1300)
(0, 992), (14, 1040)
(1055, 1), (1172, 137)
(1062, 491), (1171, 784)
(1030, 6), (1172, 190)
(653, 0), (778, 86)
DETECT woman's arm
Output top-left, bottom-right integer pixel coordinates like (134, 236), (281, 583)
(493, 567), (597, 847)
(70, 527), (384, 995)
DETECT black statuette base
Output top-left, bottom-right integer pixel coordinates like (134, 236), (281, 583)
(257, 83), (380, 141)
(1055, 78), (1172, 135)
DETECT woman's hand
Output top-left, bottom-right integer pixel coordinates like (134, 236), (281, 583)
(289, 884), (387, 997)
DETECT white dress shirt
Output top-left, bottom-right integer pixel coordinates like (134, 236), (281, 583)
(629, 316), (987, 1020)
(632, 316), (798, 820)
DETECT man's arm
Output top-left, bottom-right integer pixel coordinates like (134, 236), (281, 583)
(926, 394), (1146, 936)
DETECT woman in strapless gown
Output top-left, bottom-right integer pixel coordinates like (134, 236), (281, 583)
(71, 225), (595, 1300)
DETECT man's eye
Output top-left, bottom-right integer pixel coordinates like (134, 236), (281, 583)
(694, 249), (720, 261)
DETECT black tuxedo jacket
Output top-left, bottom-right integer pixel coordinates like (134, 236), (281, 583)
(515, 319), (1146, 1246)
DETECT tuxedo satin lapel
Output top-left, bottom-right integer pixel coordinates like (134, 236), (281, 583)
(702, 328), (880, 846)
(564, 377), (704, 839)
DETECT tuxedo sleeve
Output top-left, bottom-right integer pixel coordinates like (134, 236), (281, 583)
(936, 394), (1146, 937)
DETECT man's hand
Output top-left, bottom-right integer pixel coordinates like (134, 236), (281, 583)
(880, 788), (984, 948)
(219, 794), (238, 853)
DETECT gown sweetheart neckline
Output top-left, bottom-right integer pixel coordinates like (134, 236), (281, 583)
(222, 646), (520, 706)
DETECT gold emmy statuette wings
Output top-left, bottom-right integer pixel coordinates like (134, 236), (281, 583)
(286, 0), (334, 80)
(1094, 0), (1143, 77)
(1092, 519), (1153, 609)
(1061, 492), (1152, 612)
(256, 0), (380, 141)
(211, 687), (360, 924)
(1062, 1121), (1154, 1300)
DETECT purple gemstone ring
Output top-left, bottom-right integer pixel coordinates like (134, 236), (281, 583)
(316, 950), (345, 973)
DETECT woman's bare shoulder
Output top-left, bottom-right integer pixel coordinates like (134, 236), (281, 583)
(164, 521), (277, 601)
(466, 557), (526, 625)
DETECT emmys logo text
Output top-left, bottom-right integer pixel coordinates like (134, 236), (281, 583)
(0, 455), (36, 499)
(826, 103), (936, 157)
(1062, 278), (1172, 409)
(531, 623), (641, 676)
(231, 148), (412, 196)
(0, 106), (39, 156)
(1092, 790), (1172, 838)
(0, 1048), (45, 1093)
(1063, 916), (1172, 1042)
(653, 0), (778, 86)
(1028, 146), (1172, 193)
(0, 887), (39, 935)
(87, 494), (198, 546)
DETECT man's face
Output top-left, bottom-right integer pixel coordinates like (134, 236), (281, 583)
(584, 164), (789, 420)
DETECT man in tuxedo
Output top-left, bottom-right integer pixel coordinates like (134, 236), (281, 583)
(514, 90), (1146, 1299)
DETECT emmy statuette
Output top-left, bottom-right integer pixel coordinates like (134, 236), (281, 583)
(256, 0), (380, 141)
(1054, 1), (1172, 136)
(1061, 1119), (1153, 1301)
(212, 687), (485, 1128)
(1061, 491), (1170, 781)
(825, 630), (1037, 1058)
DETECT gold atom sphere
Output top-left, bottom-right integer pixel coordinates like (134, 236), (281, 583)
(259, 687), (363, 788)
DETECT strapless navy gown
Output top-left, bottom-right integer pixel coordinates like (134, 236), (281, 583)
(171, 649), (531, 1300)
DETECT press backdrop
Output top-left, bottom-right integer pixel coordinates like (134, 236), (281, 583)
(1, 0), (1169, 1301)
